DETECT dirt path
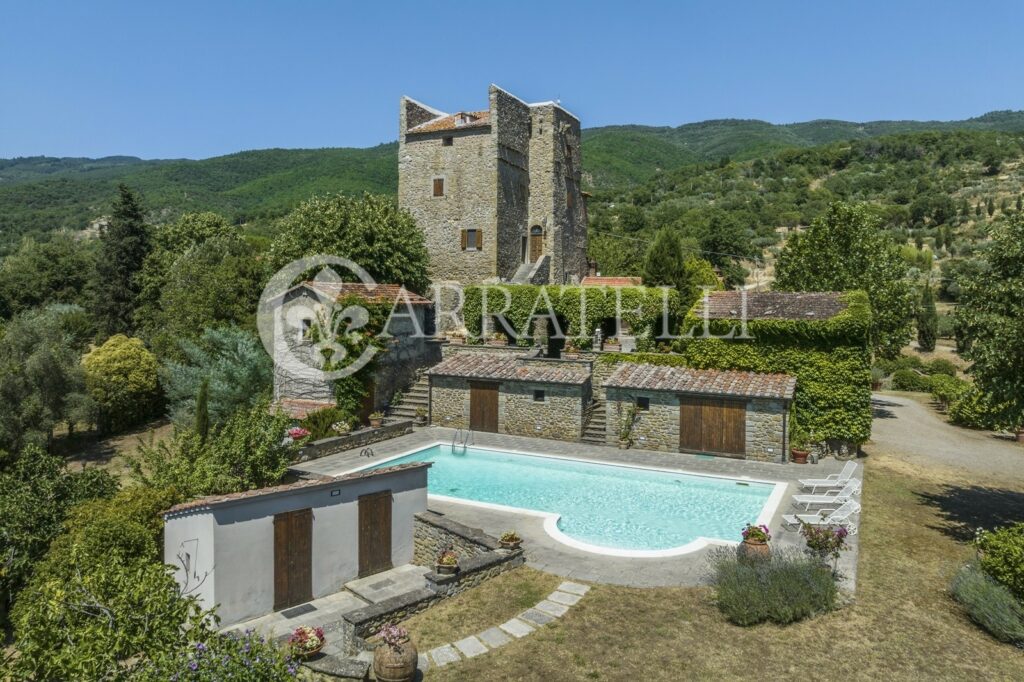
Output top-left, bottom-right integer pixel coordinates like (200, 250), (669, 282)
(870, 392), (1022, 482)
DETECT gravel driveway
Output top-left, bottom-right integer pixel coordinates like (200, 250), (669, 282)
(870, 392), (1022, 481)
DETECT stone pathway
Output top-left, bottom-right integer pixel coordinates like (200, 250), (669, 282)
(418, 581), (590, 672)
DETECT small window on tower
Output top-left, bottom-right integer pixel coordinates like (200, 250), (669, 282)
(463, 229), (480, 251)
(636, 396), (650, 411)
(533, 389), (545, 403)
(432, 177), (445, 197)
(442, 136), (453, 146)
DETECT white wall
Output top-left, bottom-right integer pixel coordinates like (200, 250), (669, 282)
(163, 466), (428, 626)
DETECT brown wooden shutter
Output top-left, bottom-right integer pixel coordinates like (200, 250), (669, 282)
(460, 229), (468, 250)
(475, 229), (483, 250)
(433, 178), (444, 197)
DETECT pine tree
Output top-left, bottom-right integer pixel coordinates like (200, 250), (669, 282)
(194, 377), (210, 443)
(917, 283), (938, 353)
(92, 185), (150, 338)
(975, 202), (983, 218)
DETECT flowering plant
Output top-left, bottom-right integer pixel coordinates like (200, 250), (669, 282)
(377, 624), (409, 650)
(287, 426), (311, 441)
(288, 625), (325, 654)
(742, 523), (771, 543)
(332, 421), (352, 434)
(500, 530), (522, 544)
(801, 524), (849, 562)
(138, 630), (299, 679)
(437, 548), (459, 566)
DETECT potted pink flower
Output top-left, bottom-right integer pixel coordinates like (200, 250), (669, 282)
(373, 624), (418, 682)
(738, 523), (772, 560)
(435, 548), (459, 575)
(288, 625), (325, 659)
(287, 426), (311, 442)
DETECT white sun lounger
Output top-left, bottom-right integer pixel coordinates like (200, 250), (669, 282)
(782, 500), (860, 535)
(791, 481), (860, 511)
(798, 461), (857, 493)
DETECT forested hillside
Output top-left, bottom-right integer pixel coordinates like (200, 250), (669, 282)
(3, 111), (1024, 255)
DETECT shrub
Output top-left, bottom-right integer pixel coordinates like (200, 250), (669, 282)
(950, 562), (1024, 645)
(937, 313), (956, 339)
(300, 406), (356, 441)
(708, 547), (838, 626)
(138, 628), (299, 680)
(949, 387), (1009, 430)
(891, 368), (932, 392)
(82, 334), (162, 432)
(976, 524), (1024, 602)
(924, 358), (958, 377)
(929, 374), (969, 410)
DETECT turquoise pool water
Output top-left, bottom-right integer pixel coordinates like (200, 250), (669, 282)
(368, 445), (775, 552)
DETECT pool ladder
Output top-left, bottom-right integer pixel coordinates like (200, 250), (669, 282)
(452, 428), (473, 453)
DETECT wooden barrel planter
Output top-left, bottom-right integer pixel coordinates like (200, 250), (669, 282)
(373, 639), (418, 682)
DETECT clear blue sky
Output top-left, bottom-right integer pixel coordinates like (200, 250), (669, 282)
(2, 0), (1021, 159)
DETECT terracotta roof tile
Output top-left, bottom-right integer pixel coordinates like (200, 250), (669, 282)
(275, 398), (336, 419)
(428, 353), (590, 385)
(162, 462), (431, 516)
(694, 291), (846, 320)
(604, 363), (796, 400)
(303, 281), (432, 306)
(581, 276), (644, 287)
(408, 111), (490, 134)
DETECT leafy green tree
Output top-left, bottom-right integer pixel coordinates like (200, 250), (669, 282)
(0, 234), (95, 319)
(82, 335), (161, 433)
(160, 327), (273, 429)
(917, 283), (938, 352)
(92, 185), (151, 338)
(775, 202), (915, 358)
(955, 213), (1024, 430)
(0, 306), (93, 454)
(0, 446), (116, 622)
(132, 400), (295, 498)
(9, 487), (214, 680)
(194, 377), (210, 444)
(269, 193), (430, 293)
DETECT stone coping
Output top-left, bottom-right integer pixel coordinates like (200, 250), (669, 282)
(294, 419), (414, 463)
(425, 546), (523, 585)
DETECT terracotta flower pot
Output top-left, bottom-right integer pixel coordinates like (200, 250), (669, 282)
(297, 641), (324, 659)
(435, 562), (458, 575)
(369, 418), (383, 428)
(499, 539), (522, 551)
(791, 448), (810, 464)
(738, 538), (771, 561)
(373, 638), (418, 682)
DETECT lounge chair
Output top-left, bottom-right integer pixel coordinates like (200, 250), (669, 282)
(798, 461), (857, 493)
(791, 481), (860, 511)
(781, 500), (860, 534)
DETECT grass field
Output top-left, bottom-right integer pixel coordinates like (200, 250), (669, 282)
(409, 449), (1024, 681)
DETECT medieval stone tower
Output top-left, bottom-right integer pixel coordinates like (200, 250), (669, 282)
(398, 85), (588, 286)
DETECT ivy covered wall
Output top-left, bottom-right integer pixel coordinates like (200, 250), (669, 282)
(604, 291), (873, 446)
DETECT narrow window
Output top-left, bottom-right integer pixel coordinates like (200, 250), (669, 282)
(300, 318), (312, 342)
(636, 396), (650, 411)
(442, 136), (453, 146)
(432, 177), (445, 197)
(463, 229), (479, 251)
(533, 389), (545, 402)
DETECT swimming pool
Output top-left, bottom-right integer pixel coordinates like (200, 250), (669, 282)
(362, 444), (785, 557)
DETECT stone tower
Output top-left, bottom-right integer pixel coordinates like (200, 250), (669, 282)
(398, 85), (587, 286)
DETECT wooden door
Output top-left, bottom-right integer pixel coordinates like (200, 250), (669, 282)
(678, 397), (746, 457)
(358, 491), (392, 577)
(273, 508), (313, 610)
(529, 228), (543, 262)
(469, 381), (499, 433)
(678, 397), (703, 452)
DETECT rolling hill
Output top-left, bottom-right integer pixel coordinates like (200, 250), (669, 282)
(2, 110), (1024, 254)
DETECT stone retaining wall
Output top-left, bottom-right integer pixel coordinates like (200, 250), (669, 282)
(292, 420), (414, 463)
(413, 511), (495, 566)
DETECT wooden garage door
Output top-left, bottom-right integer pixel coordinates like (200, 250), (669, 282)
(469, 381), (499, 433)
(678, 396), (746, 457)
(273, 508), (313, 610)
(358, 491), (392, 577)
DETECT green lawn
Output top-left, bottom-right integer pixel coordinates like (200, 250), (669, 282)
(409, 450), (1024, 680)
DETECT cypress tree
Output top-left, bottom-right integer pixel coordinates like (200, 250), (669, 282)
(194, 377), (210, 443)
(987, 197), (996, 217)
(92, 185), (150, 338)
(642, 228), (689, 291)
(1017, 194), (1023, 212)
(917, 284), (938, 353)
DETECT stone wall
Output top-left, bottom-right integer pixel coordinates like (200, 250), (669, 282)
(502, 380), (587, 441)
(429, 375), (469, 429)
(746, 399), (787, 462)
(293, 420), (414, 463)
(413, 511), (496, 566)
(493, 87), (531, 281)
(605, 389), (789, 462)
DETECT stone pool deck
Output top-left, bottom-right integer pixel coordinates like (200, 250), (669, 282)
(292, 427), (860, 592)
